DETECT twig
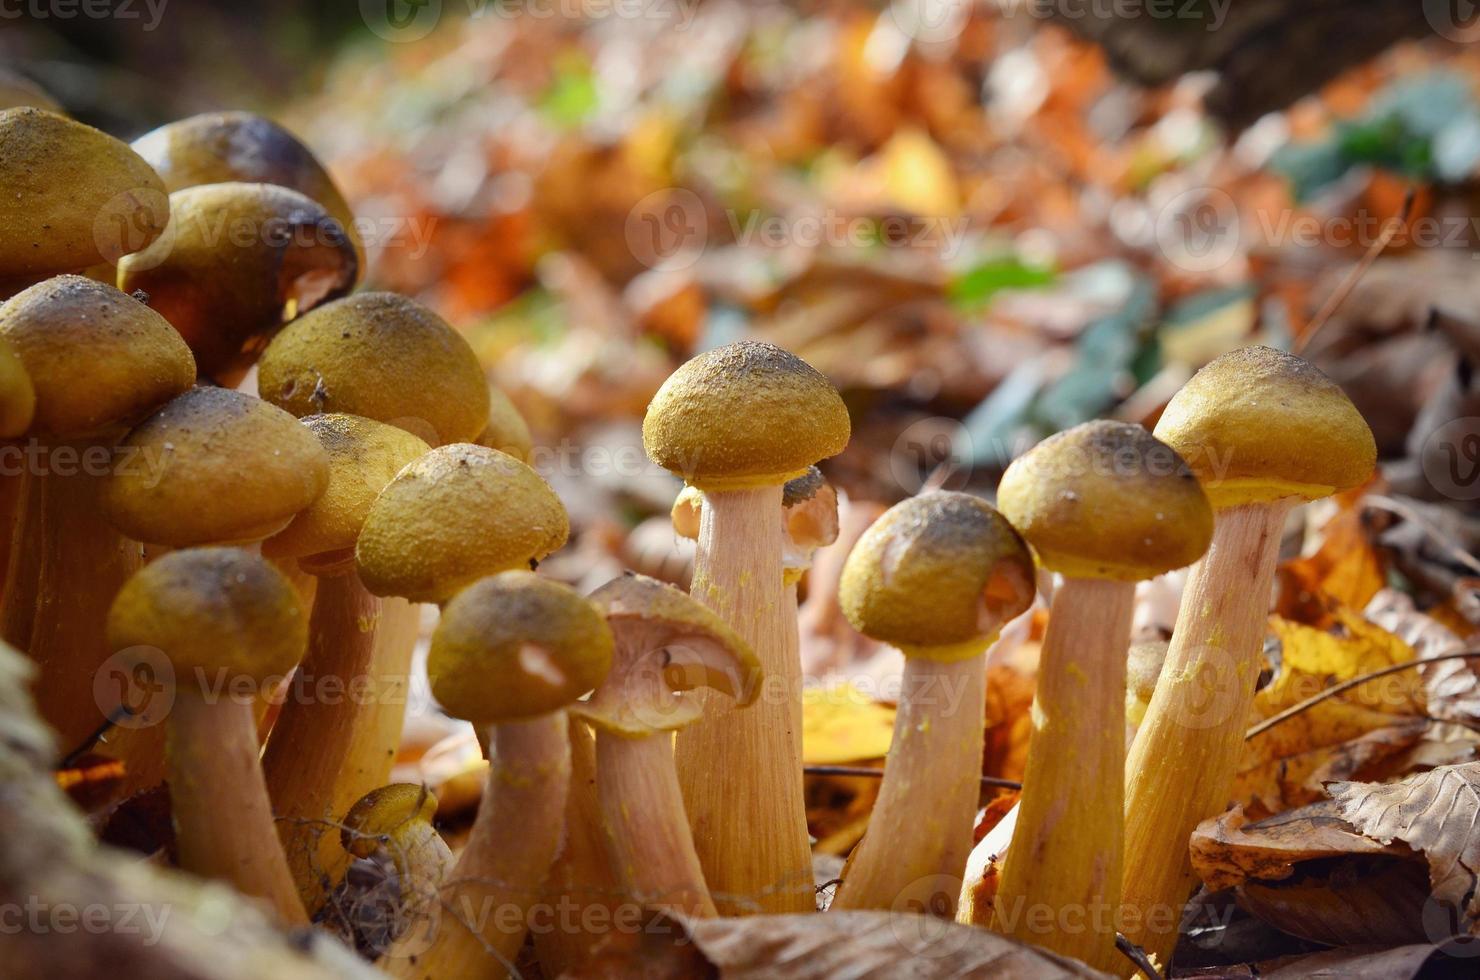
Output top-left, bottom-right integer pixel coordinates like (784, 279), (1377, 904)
(1363, 494), (1480, 576)
(803, 764), (1021, 790)
(1116, 932), (1164, 980)
(1245, 650), (1480, 740)
(1294, 188), (1414, 355)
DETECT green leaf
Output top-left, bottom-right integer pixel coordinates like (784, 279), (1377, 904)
(947, 256), (1055, 310)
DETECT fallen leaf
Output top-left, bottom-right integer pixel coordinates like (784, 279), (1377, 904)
(801, 683), (896, 765)
(1191, 803), (1412, 893)
(1259, 938), (1480, 979)
(1367, 588), (1480, 727)
(1277, 507), (1386, 626)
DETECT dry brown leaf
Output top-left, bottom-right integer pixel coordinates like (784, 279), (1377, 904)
(1331, 763), (1480, 935)
(1367, 589), (1480, 727)
(1259, 938), (1480, 978)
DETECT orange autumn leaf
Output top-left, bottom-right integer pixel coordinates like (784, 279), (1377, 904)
(1277, 506), (1385, 627)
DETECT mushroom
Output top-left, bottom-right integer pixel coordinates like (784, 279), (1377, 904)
(105, 547), (309, 923)
(381, 571), (611, 979)
(117, 182), (358, 383)
(0, 70), (61, 113)
(0, 277), (194, 751)
(476, 384), (534, 463)
(991, 421), (1213, 967)
(830, 492), (1035, 916)
(0, 108), (168, 292)
(575, 572), (763, 917)
(340, 783), (453, 955)
(259, 414), (431, 912)
(130, 111), (365, 272)
(1120, 346), (1375, 968)
(642, 341), (849, 915)
(258, 292), (490, 448)
(0, 336), (34, 438)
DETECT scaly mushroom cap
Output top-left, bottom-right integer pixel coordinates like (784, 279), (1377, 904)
(355, 444), (569, 604)
(262, 414), (430, 565)
(102, 387), (330, 546)
(258, 292), (489, 447)
(1153, 346), (1377, 507)
(0, 71), (61, 113)
(340, 783), (438, 858)
(107, 547), (307, 685)
(428, 571), (612, 725)
(0, 276), (195, 437)
(476, 384), (534, 462)
(117, 182), (358, 381)
(575, 573), (762, 736)
(0, 337), (35, 438)
(997, 420), (1214, 582)
(131, 111), (363, 271)
(0, 108), (169, 280)
(643, 341), (850, 490)
(840, 492), (1035, 658)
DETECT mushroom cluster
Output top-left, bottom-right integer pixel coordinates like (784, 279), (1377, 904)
(0, 91), (1380, 980)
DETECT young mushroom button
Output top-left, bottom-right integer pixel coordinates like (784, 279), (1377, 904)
(1121, 346), (1376, 971)
(989, 421), (1212, 969)
(381, 571), (611, 980)
(106, 547), (309, 925)
(831, 492), (1035, 917)
(340, 783), (453, 957)
(643, 341), (849, 916)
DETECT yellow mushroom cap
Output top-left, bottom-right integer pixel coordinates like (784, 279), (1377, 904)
(576, 573), (762, 736)
(1153, 346), (1377, 507)
(340, 783), (438, 858)
(107, 546), (307, 685)
(642, 342), (850, 490)
(258, 292), (489, 447)
(130, 111), (363, 272)
(997, 420), (1214, 582)
(355, 444), (569, 604)
(0, 108), (169, 280)
(428, 571), (612, 725)
(102, 386), (330, 546)
(117, 182), (358, 382)
(0, 276), (195, 437)
(0, 337), (35, 439)
(476, 384), (534, 463)
(839, 492), (1035, 657)
(262, 414), (431, 564)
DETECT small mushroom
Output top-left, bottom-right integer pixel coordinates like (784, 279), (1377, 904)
(260, 414), (431, 912)
(643, 341), (849, 915)
(380, 571), (611, 979)
(830, 492), (1035, 916)
(117, 182), (358, 382)
(106, 547), (309, 923)
(341, 783), (452, 955)
(991, 421), (1212, 967)
(476, 384), (534, 463)
(575, 573), (762, 917)
(1121, 346), (1376, 969)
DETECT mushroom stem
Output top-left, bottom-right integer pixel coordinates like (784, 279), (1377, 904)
(1119, 500), (1294, 971)
(676, 483), (813, 915)
(383, 712), (570, 980)
(167, 692), (307, 925)
(597, 730), (716, 917)
(0, 469), (40, 648)
(994, 576), (1136, 966)
(832, 645), (988, 915)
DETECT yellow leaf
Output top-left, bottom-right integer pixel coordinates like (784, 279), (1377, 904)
(802, 683), (896, 765)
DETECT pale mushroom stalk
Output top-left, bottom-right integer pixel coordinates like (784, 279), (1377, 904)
(1119, 347), (1376, 973)
(829, 493), (1036, 916)
(644, 342), (850, 915)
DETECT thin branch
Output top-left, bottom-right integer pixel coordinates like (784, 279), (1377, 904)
(1116, 932), (1164, 980)
(803, 764), (1021, 790)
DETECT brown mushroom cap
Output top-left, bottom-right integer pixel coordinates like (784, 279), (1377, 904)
(839, 492), (1035, 657)
(0, 337), (35, 439)
(130, 111), (363, 271)
(643, 342), (850, 490)
(996, 421), (1214, 582)
(340, 783), (438, 858)
(0, 276), (195, 437)
(0, 70), (61, 113)
(574, 573), (762, 736)
(476, 384), (534, 462)
(102, 386), (330, 546)
(783, 468), (839, 573)
(117, 182), (357, 381)
(0, 108), (169, 280)
(258, 292), (489, 447)
(107, 546), (307, 685)
(262, 414), (430, 565)
(427, 571), (612, 725)
(1153, 346), (1377, 507)
(355, 444), (569, 604)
